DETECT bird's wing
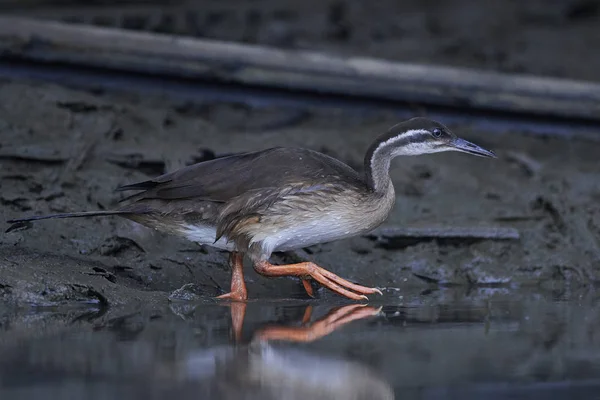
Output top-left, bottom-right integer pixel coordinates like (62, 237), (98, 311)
(214, 182), (346, 242)
(117, 147), (364, 204)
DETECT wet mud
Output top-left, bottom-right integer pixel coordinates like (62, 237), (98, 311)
(1, 81), (600, 307)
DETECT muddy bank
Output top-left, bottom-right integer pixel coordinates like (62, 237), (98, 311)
(1, 80), (600, 307)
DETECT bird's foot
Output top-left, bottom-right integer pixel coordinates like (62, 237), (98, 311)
(255, 304), (381, 342)
(216, 290), (247, 301)
(254, 260), (382, 301)
(302, 264), (382, 300)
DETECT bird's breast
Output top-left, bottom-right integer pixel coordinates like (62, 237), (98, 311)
(250, 183), (396, 255)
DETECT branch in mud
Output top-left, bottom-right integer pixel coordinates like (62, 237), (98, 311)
(365, 226), (520, 250)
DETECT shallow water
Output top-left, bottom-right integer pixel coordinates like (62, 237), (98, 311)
(1, 290), (600, 400)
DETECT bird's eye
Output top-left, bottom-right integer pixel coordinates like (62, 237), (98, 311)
(432, 128), (442, 138)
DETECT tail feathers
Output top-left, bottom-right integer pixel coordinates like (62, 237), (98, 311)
(115, 180), (160, 203)
(6, 210), (130, 233)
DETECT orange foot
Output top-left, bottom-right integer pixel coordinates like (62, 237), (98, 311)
(255, 304), (381, 342)
(254, 260), (382, 301)
(216, 252), (248, 301)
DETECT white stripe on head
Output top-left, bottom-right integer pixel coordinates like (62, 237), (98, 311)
(370, 128), (429, 161)
(368, 128), (445, 192)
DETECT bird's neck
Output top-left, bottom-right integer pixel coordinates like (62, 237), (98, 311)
(364, 132), (416, 194)
(364, 148), (393, 194)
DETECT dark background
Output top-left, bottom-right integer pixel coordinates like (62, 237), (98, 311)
(2, 0), (600, 81)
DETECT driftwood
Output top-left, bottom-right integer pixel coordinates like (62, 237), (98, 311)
(367, 226), (520, 240)
(365, 226), (520, 249)
(0, 17), (598, 121)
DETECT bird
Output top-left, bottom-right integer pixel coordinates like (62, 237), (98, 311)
(6, 117), (496, 301)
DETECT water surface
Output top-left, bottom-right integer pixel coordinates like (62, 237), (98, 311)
(2, 289), (599, 399)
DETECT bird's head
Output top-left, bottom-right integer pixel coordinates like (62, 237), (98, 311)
(379, 117), (496, 158)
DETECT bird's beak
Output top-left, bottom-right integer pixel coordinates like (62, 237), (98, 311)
(450, 138), (497, 158)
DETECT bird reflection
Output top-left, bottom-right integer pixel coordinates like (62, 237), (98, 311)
(255, 303), (381, 342)
(0, 303), (392, 400)
(162, 303), (394, 400)
(224, 300), (381, 343)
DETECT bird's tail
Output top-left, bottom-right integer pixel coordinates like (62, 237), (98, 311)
(6, 210), (130, 233)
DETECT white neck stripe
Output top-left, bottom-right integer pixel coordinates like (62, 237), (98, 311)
(367, 129), (430, 192)
(370, 128), (429, 160)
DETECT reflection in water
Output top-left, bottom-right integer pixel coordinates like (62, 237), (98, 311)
(2, 292), (600, 399)
(0, 303), (392, 400)
(163, 303), (393, 400)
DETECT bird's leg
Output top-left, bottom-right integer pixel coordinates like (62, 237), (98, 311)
(216, 252), (248, 301)
(216, 252), (247, 341)
(253, 260), (382, 301)
(254, 304), (381, 342)
(301, 279), (315, 297)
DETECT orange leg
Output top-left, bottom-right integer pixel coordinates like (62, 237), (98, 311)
(254, 260), (382, 301)
(255, 304), (381, 342)
(216, 252), (248, 301)
(302, 279), (315, 297)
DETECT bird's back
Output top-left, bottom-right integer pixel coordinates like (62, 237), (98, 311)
(117, 147), (365, 203)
